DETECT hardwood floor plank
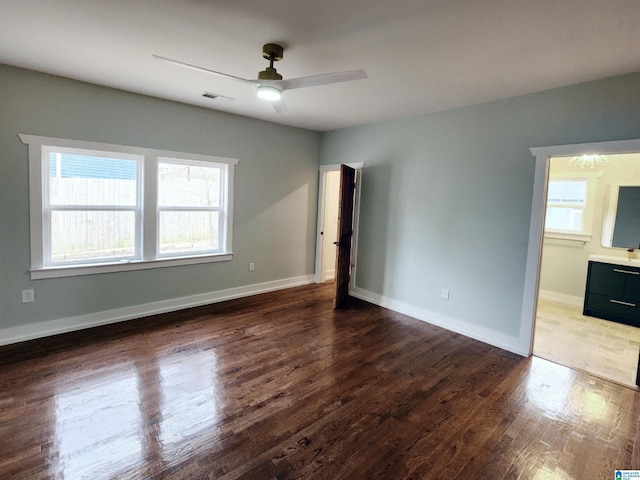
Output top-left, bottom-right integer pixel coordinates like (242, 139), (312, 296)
(1, 283), (639, 479)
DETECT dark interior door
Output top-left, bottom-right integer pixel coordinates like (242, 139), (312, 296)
(334, 165), (356, 309)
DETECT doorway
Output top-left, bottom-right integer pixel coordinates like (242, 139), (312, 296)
(317, 170), (340, 283)
(525, 140), (640, 389)
(314, 163), (363, 299)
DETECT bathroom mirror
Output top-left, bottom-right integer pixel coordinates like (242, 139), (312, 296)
(602, 185), (640, 248)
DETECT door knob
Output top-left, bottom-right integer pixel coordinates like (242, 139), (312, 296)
(333, 241), (341, 246)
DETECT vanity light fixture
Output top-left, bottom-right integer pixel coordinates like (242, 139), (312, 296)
(570, 154), (609, 169)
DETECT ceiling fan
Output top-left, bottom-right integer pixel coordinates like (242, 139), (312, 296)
(153, 43), (368, 114)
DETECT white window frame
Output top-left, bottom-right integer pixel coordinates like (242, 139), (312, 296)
(544, 169), (601, 243)
(155, 157), (228, 258)
(545, 178), (588, 236)
(43, 145), (144, 266)
(19, 134), (238, 279)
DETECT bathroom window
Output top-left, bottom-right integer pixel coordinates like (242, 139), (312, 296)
(545, 179), (587, 233)
(544, 168), (601, 243)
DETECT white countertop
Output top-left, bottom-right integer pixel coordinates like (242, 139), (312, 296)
(589, 254), (640, 267)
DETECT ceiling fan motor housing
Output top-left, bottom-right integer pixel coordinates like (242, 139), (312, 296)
(259, 44), (284, 81)
(258, 67), (282, 81)
(262, 43), (284, 61)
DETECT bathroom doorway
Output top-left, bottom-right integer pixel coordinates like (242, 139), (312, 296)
(531, 149), (640, 388)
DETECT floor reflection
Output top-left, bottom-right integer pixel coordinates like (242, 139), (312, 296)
(581, 390), (610, 422)
(526, 357), (613, 426)
(52, 347), (223, 478)
(526, 357), (577, 419)
(158, 350), (221, 454)
(55, 364), (143, 479)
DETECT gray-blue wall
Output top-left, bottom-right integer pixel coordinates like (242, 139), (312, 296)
(3, 62), (640, 353)
(320, 72), (640, 350)
(0, 64), (320, 337)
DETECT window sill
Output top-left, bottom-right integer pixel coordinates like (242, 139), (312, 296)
(30, 253), (233, 280)
(544, 232), (592, 243)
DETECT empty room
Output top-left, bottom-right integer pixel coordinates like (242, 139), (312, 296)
(2, 1), (640, 479)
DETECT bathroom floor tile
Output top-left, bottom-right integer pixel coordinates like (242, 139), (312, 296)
(534, 298), (640, 389)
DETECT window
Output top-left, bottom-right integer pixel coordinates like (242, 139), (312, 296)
(20, 135), (238, 279)
(46, 147), (142, 264)
(544, 167), (602, 243)
(545, 179), (587, 233)
(157, 159), (222, 256)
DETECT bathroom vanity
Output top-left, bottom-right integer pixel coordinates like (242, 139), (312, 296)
(584, 254), (640, 327)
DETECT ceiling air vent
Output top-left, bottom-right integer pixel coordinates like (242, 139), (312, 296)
(202, 92), (233, 102)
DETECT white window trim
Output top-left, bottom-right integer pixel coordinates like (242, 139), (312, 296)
(544, 231), (592, 243)
(19, 134), (238, 280)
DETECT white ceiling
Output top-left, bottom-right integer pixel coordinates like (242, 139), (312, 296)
(1, 0), (639, 132)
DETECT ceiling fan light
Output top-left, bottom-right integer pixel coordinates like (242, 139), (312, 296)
(257, 85), (282, 101)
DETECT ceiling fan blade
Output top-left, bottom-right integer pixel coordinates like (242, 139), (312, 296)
(276, 69), (367, 91)
(153, 54), (256, 86)
(272, 99), (289, 115)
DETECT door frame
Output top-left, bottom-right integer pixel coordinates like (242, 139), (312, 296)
(522, 138), (640, 356)
(315, 163), (364, 286)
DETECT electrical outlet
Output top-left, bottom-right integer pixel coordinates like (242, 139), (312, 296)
(441, 288), (450, 300)
(22, 289), (35, 303)
(249, 262), (255, 271)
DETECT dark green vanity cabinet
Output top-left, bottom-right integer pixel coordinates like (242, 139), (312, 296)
(584, 261), (640, 327)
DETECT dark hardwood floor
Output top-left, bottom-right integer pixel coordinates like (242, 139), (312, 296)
(1, 282), (639, 479)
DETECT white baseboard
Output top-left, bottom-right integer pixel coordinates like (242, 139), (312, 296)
(350, 287), (528, 357)
(0, 275), (315, 347)
(537, 289), (584, 308)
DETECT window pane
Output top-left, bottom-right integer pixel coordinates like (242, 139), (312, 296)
(51, 210), (136, 262)
(545, 207), (583, 231)
(159, 211), (219, 254)
(48, 152), (138, 206)
(158, 162), (221, 207)
(547, 180), (586, 206)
